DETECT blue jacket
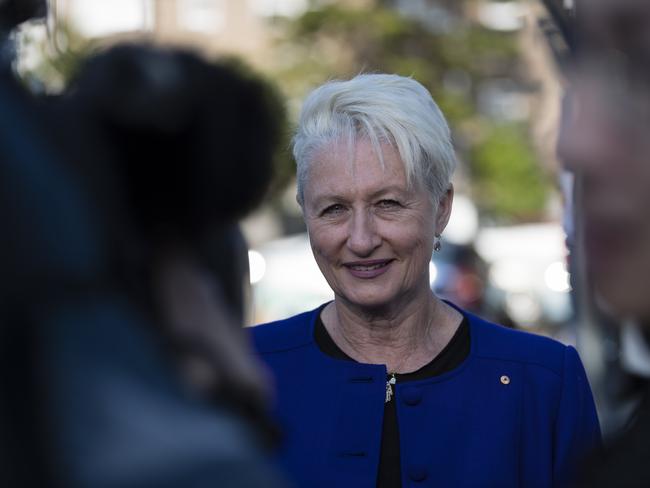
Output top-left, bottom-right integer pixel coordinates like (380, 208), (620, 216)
(251, 305), (601, 488)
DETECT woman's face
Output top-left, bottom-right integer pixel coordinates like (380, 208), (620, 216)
(302, 137), (452, 312)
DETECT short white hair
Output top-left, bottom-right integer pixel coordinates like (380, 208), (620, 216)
(293, 73), (456, 206)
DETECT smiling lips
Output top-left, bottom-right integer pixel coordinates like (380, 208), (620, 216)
(344, 259), (394, 279)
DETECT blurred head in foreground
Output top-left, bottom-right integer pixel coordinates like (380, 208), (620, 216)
(19, 44), (288, 488)
(66, 44), (280, 409)
(557, 0), (650, 321)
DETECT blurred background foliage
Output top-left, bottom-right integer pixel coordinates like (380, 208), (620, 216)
(471, 123), (549, 221)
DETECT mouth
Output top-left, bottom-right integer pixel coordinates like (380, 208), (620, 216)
(343, 259), (394, 278)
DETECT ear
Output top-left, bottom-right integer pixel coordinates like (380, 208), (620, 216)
(296, 192), (307, 219)
(435, 184), (454, 235)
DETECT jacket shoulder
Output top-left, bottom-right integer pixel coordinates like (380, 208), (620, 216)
(249, 307), (320, 354)
(468, 312), (570, 377)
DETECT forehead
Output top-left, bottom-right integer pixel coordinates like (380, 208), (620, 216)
(305, 138), (408, 196)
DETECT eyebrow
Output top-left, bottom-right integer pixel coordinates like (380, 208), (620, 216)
(309, 185), (410, 208)
(367, 186), (410, 199)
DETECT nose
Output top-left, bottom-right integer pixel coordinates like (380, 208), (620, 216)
(346, 209), (381, 257)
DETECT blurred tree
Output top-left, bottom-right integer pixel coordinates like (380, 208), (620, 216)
(269, 0), (553, 223)
(471, 123), (550, 221)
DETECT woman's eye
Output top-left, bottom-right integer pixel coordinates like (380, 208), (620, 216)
(321, 204), (345, 216)
(377, 199), (400, 209)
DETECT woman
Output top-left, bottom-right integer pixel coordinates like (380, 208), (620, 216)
(252, 73), (600, 487)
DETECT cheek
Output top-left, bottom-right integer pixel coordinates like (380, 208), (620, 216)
(308, 223), (341, 261)
(388, 219), (434, 253)
(382, 231), (433, 273)
(408, 235), (434, 262)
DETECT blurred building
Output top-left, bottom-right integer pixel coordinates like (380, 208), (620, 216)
(51, 0), (279, 66)
(46, 1), (388, 65)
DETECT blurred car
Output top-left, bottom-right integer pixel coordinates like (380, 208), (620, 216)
(248, 233), (333, 324)
(475, 223), (573, 332)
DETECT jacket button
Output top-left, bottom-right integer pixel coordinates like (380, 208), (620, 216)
(408, 466), (427, 482)
(402, 387), (422, 406)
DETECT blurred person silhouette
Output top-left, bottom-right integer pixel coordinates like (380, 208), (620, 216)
(554, 0), (650, 485)
(1, 41), (289, 487)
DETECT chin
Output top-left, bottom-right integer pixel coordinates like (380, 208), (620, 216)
(339, 290), (397, 311)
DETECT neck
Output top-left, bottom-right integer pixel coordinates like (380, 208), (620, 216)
(322, 292), (461, 373)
